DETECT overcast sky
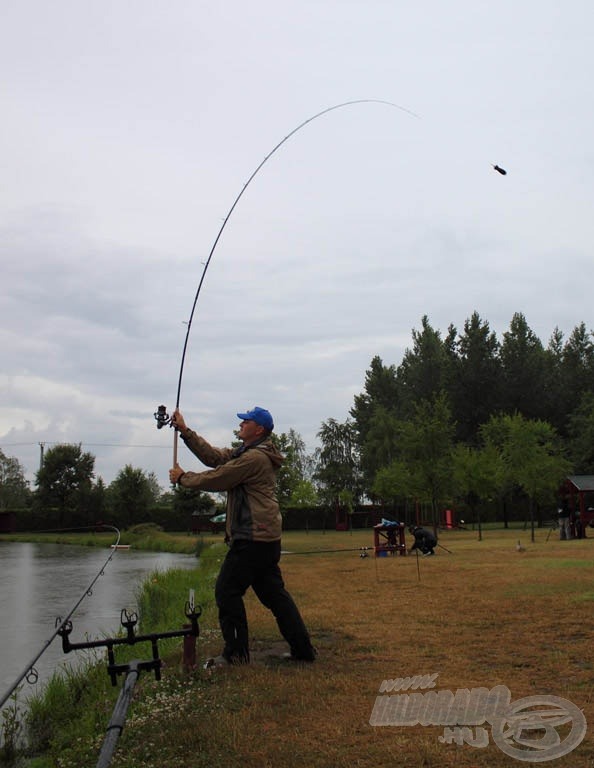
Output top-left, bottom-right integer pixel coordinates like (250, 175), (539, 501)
(1, 1), (592, 489)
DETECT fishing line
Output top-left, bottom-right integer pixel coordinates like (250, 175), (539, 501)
(0, 525), (121, 710)
(282, 546), (375, 556)
(158, 99), (419, 462)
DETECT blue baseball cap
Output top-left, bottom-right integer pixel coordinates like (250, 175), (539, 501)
(237, 406), (274, 431)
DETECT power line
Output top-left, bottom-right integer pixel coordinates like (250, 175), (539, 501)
(1, 442), (166, 449)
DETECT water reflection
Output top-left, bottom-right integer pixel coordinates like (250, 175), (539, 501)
(0, 542), (197, 696)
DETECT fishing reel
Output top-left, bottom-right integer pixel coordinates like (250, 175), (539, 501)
(154, 404), (172, 430)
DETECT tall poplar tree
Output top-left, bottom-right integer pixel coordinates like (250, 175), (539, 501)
(450, 311), (501, 443)
(350, 355), (399, 441)
(314, 418), (361, 507)
(560, 322), (594, 432)
(35, 443), (95, 528)
(542, 327), (565, 433)
(396, 315), (452, 417)
(499, 313), (547, 420)
(0, 450), (30, 510)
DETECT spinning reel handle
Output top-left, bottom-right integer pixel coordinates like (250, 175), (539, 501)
(154, 404), (171, 429)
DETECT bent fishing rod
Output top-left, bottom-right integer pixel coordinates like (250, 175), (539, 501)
(0, 525), (121, 710)
(154, 98), (419, 459)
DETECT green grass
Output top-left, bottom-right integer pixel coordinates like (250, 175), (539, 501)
(530, 558), (594, 569)
(0, 527), (218, 556)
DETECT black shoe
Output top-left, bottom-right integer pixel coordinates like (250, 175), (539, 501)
(283, 647), (316, 662)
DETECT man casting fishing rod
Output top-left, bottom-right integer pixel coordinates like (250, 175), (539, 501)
(169, 406), (315, 667)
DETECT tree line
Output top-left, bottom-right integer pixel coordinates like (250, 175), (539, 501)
(316, 311), (594, 534)
(2, 311), (594, 533)
(0, 444), (216, 532)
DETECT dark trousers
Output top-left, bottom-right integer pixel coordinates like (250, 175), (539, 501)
(215, 539), (314, 662)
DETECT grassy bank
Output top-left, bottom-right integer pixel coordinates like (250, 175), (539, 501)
(0, 527), (224, 556)
(9, 527), (594, 767)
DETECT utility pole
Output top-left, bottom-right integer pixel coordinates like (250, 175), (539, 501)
(39, 442), (45, 471)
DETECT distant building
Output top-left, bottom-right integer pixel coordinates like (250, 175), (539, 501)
(561, 476), (594, 537)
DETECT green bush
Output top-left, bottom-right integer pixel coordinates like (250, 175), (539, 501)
(127, 523), (164, 536)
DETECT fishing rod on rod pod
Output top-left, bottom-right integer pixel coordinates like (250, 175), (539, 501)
(282, 544), (426, 587)
(153, 98), (419, 458)
(282, 545), (376, 556)
(0, 525), (121, 710)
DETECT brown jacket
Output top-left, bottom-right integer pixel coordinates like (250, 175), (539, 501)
(179, 430), (284, 542)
